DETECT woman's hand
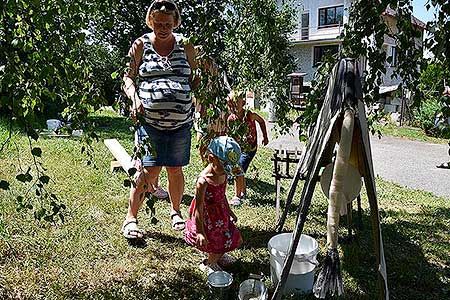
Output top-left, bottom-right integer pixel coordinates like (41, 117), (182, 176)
(130, 96), (144, 121)
(196, 233), (208, 247)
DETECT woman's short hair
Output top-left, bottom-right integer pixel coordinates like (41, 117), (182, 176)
(146, 0), (181, 29)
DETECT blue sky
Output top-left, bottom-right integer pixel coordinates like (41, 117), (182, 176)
(412, 0), (436, 23)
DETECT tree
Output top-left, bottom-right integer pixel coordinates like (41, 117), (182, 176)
(0, 0), (297, 221)
(0, 0), (109, 222)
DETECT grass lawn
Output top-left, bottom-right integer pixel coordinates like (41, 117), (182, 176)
(0, 110), (449, 300)
(374, 123), (449, 144)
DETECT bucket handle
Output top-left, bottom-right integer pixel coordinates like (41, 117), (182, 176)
(270, 248), (319, 265)
(249, 273), (265, 281)
(298, 256), (319, 266)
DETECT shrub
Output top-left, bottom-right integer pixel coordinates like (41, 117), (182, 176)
(414, 98), (440, 133)
(414, 97), (450, 138)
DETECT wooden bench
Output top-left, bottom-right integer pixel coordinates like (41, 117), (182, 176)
(103, 139), (133, 173)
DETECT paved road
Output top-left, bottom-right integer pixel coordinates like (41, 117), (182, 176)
(257, 121), (450, 199)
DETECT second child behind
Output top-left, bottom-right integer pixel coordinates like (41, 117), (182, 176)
(185, 136), (243, 274)
(228, 90), (269, 206)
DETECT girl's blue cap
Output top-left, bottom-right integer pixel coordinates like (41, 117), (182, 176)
(208, 136), (243, 176)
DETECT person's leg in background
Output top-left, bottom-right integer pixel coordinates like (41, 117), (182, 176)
(230, 150), (256, 206)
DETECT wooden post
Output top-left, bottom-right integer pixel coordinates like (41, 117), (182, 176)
(275, 176), (281, 224)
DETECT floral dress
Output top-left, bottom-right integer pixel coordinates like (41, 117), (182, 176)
(185, 175), (241, 254)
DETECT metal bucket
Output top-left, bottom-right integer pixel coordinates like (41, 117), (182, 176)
(238, 278), (268, 300)
(207, 271), (233, 300)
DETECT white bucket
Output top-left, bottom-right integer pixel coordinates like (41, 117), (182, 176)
(46, 119), (61, 131)
(268, 233), (319, 295)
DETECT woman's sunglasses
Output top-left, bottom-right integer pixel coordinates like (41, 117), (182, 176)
(152, 1), (176, 11)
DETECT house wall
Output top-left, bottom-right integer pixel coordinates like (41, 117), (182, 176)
(290, 44), (314, 82)
(291, 0), (347, 41)
(287, 0), (423, 116)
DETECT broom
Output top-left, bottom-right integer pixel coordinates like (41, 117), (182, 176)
(313, 107), (355, 298)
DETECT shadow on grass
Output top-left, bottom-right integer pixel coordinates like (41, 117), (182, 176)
(239, 225), (279, 250)
(146, 230), (186, 248)
(126, 238), (148, 249)
(339, 206), (450, 300)
(89, 114), (133, 141)
(182, 194), (194, 206)
(245, 178), (277, 207)
(62, 265), (210, 300)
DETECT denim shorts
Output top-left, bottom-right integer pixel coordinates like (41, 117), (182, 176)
(136, 123), (192, 167)
(238, 149), (257, 173)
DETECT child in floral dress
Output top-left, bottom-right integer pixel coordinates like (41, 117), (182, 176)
(185, 136), (243, 273)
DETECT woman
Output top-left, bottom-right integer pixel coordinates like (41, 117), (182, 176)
(121, 0), (198, 239)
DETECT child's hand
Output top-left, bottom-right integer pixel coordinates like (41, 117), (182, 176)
(262, 136), (269, 146)
(230, 211), (238, 223)
(196, 233), (208, 247)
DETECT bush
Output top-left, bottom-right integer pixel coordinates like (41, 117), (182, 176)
(414, 98), (440, 133)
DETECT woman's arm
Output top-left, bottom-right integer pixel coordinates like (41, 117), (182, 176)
(194, 177), (208, 247)
(184, 43), (200, 90)
(251, 112), (269, 145)
(123, 38), (144, 119)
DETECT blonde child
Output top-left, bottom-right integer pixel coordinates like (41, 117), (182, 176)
(227, 91), (269, 206)
(184, 136), (243, 274)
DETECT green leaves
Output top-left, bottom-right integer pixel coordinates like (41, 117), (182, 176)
(0, 180), (10, 190)
(127, 167), (137, 177)
(123, 179), (131, 187)
(16, 172), (32, 183)
(31, 147), (42, 157)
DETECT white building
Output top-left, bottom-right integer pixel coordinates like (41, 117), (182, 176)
(287, 0), (425, 115)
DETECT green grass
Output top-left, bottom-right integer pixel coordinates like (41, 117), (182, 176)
(374, 123), (449, 144)
(0, 111), (449, 300)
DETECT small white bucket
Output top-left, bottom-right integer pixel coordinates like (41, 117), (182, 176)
(268, 233), (319, 295)
(46, 119), (61, 131)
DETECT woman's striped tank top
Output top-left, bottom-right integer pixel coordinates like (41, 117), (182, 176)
(138, 33), (193, 130)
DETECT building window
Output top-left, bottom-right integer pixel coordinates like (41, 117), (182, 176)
(301, 12), (309, 40)
(390, 46), (397, 66)
(319, 6), (344, 27)
(313, 45), (339, 66)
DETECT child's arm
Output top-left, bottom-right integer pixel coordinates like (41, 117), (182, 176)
(251, 112), (269, 146)
(194, 177), (208, 247)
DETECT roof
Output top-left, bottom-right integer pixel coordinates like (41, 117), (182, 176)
(383, 7), (426, 30)
(379, 84), (400, 94)
(287, 72), (307, 78)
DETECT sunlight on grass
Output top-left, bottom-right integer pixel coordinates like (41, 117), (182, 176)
(0, 110), (449, 300)
(374, 123), (448, 144)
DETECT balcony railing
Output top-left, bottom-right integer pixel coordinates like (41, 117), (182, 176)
(290, 23), (343, 43)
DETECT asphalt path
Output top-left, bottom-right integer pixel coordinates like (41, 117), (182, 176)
(258, 121), (450, 199)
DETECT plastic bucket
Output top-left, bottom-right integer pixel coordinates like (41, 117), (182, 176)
(238, 279), (268, 300)
(46, 119), (61, 131)
(207, 271), (233, 300)
(268, 233), (319, 294)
